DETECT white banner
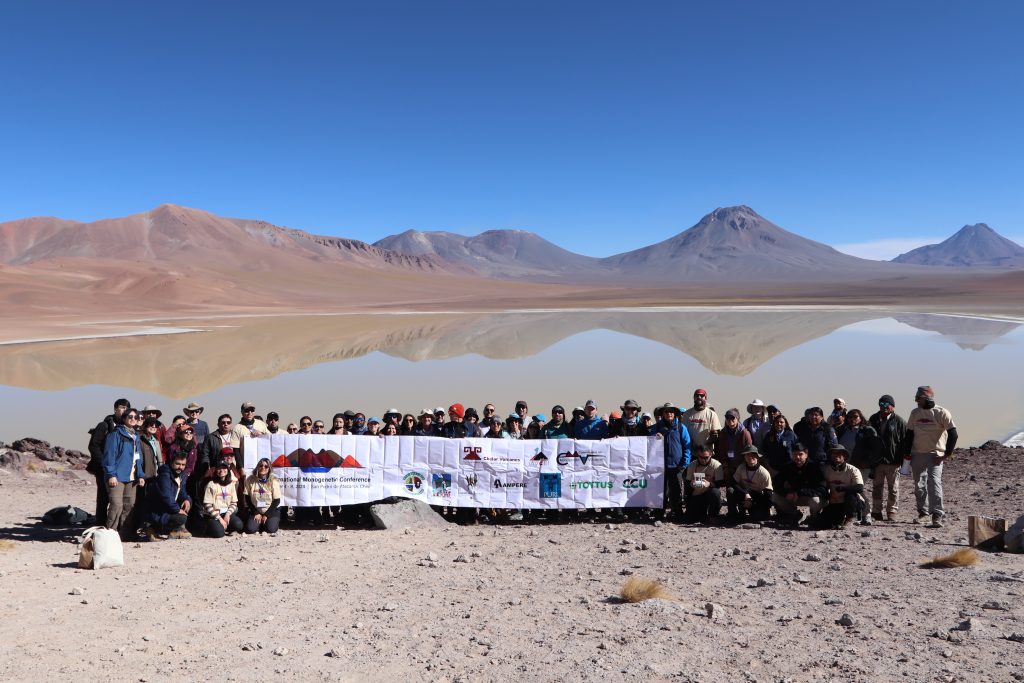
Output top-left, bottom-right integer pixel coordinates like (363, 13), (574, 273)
(243, 434), (664, 509)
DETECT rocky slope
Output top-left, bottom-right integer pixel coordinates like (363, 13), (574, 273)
(893, 223), (1024, 267)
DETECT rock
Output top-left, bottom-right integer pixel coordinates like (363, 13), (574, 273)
(547, 539), (560, 545)
(837, 614), (855, 627)
(470, 550), (482, 558)
(705, 602), (727, 623)
(69, 587), (84, 596)
(326, 649), (343, 658)
(272, 647), (288, 656)
(803, 553), (822, 562)
(453, 554), (468, 563)
(316, 534), (329, 543)
(953, 618), (977, 632)
(241, 642), (263, 651)
(860, 530), (875, 537)
(381, 603), (398, 612)
(793, 574), (810, 584)
(852, 589), (863, 597)
(369, 499), (448, 530)
(653, 521), (663, 528)
(0, 450), (25, 469)
(1005, 632), (1024, 643)
(738, 523), (761, 530)
(824, 598), (844, 605)
(426, 552), (438, 562)
(980, 440), (1003, 450)
(982, 601), (1011, 611)
(619, 568), (634, 576)
(731, 547), (742, 556)
(753, 578), (775, 588)
(1006, 514), (1024, 553)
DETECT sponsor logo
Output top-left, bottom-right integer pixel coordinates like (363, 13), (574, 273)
(539, 472), (561, 498)
(530, 449), (549, 464)
(463, 446), (482, 461)
(464, 474), (478, 494)
(340, 455), (364, 468)
(493, 478), (526, 489)
(431, 473), (452, 498)
(403, 471), (426, 495)
(462, 445), (520, 464)
(570, 480), (612, 490)
(622, 478), (647, 489)
(556, 450), (603, 466)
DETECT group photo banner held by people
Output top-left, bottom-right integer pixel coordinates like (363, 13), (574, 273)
(243, 434), (665, 509)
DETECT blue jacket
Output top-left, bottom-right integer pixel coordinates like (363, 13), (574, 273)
(656, 418), (692, 469)
(574, 416), (609, 440)
(793, 420), (838, 465)
(761, 427), (800, 471)
(542, 421), (572, 439)
(147, 463), (191, 526)
(102, 425), (143, 483)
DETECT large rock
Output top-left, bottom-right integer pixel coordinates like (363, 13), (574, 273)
(8, 438), (88, 465)
(1006, 514), (1024, 554)
(0, 448), (25, 469)
(369, 499), (449, 530)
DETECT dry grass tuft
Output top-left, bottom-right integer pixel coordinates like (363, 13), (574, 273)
(0, 540), (15, 551)
(619, 576), (674, 603)
(920, 548), (979, 569)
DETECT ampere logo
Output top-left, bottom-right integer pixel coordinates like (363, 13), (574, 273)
(493, 478), (526, 489)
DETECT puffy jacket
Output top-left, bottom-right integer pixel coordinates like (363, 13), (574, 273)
(655, 418), (692, 469)
(761, 428), (800, 472)
(443, 421), (481, 439)
(147, 463), (191, 526)
(868, 411), (907, 465)
(793, 419), (838, 465)
(573, 417), (608, 440)
(102, 425), (143, 483)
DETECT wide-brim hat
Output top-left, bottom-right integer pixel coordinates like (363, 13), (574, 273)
(740, 445), (760, 457)
(141, 404), (162, 417)
(183, 402), (204, 414)
(746, 399), (765, 414)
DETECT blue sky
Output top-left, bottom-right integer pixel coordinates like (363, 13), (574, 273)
(1, 1), (1021, 258)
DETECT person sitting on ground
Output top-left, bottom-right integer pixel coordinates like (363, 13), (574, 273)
(771, 442), (826, 527)
(243, 457), (282, 535)
(413, 410), (435, 436)
(574, 400), (609, 439)
(727, 446), (773, 523)
(810, 445), (865, 530)
(542, 406), (572, 439)
(146, 451), (192, 540)
(684, 444), (725, 524)
(202, 460), (243, 538)
(714, 408), (752, 480)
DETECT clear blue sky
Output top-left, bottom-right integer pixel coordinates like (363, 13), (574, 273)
(1, 1), (1022, 257)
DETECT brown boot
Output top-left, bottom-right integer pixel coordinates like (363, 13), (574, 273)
(168, 528), (192, 539)
(145, 528), (163, 542)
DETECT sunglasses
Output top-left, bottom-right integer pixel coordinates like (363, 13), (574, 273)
(879, 402), (893, 407)
(242, 408), (255, 413)
(301, 421), (312, 426)
(218, 421), (231, 426)
(287, 427), (298, 433)
(124, 415), (140, 421)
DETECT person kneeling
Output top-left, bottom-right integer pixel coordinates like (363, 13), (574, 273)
(146, 452), (192, 540)
(244, 457), (282, 534)
(810, 445), (865, 530)
(727, 446), (773, 523)
(771, 443), (826, 527)
(684, 445), (725, 523)
(203, 460), (243, 538)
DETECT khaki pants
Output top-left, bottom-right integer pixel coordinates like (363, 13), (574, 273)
(106, 480), (138, 537)
(771, 493), (822, 519)
(872, 464), (899, 516)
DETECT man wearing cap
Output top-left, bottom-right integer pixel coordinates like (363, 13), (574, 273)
(183, 402), (209, 445)
(231, 402), (268, 448)
(868, 394), (906, 521)
(904, 385), (957, 528)
(432, 408), (446, 436)
(514, 401), (529, 423)
(727, 445), (773, 523)
(87, 398), (131, 526)
(771, 442), (826, 527)
(573, 400), (608, 440)
(684, 444), (725, 523)
(714, 408), (753, 480)
(654, 402), (692, 521)
(442, 404), (481, 438)
(383, 409), (402, 429)
(542, 406), (572, 439)
(743, 399), (770, 448)
(505, 414), (523, 439)
(682, 389), (722, 447)
(265, 412), (281, 434)
(811, 444), (864, 530)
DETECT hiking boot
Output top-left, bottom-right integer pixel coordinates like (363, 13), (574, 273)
(886, 509), (897, 522)
(168, 529), (192, 540)
(871, 512), (884, 522)
(839, 516), (854, 530)
(859, 517), (872, 526)
(145, 528), (163, 542)
(926, 515), (943, 529)
(914, 512), (929, 525)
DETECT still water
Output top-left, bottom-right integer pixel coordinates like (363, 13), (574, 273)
(1, 307), (1021, 450)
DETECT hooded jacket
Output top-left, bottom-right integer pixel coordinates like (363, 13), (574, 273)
(793, 419), (838, 465)
(573, 416), (608, 440)
(542, 420), (572, 440)
(655, 417), (692, 469)
(102, 425), (143, 483)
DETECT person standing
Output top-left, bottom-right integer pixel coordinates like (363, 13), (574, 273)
(183, 402), (209, 445)
(682, 388), (722, 447)
(102, 408), (144, 539)
(654, 402), (692, 521)
(905, 386), (957, 528)
(87, 397), (130, 526)
(231, 402), (268, 447)
(793, 407), (838, 469)
(573, 400), (609, 439)
(743, 399), (770, 448)
(868, 394), (907, 522)
(541, 406), (572, 439)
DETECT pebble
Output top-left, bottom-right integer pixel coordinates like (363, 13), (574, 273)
(837, 614), (855, 627)
(470, 550), (482, 558)
(69, 587), (84, 596)
(272, 647), (288, 656)
(653, 521), (663, 528)
(382, 603), (398, 612)
(824, 598), (844, 605)
(326, 648), (343, 658)
(731, 547), (742, 556)
(427, 552), (438, 562)
(852, 589), (863, 597)
(803, 553), (822, 562)
(705, 602), (727, 623)
(982, 600), (1010, 611)
(754, 578), (774, 588)
(547, 539), (560, 546)
(793, 574), (810, 584)
(453, 554), (468, 563)
(619, 568), (634, 576)
(241, 642), (263, 651)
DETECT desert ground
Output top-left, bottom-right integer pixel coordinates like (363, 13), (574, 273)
(1, 444), (1022, 683)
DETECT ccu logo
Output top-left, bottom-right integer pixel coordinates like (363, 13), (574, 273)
(556, 450), (602, 466)
(622, 478), (648, 489)
(403, 471), (426, 495)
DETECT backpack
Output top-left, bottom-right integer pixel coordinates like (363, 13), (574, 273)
(42, 505), (92, 526)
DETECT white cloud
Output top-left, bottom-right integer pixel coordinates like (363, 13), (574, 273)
(833, 236), (943, 261)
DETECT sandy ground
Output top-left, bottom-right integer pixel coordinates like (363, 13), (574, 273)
(1, 448), (1023, 683)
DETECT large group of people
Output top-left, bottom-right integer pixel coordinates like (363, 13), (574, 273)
(85, 385), (957, 541)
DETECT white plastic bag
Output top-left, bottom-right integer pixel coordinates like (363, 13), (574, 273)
(899, 458), (912, 477)
(78, 526), (124, 569)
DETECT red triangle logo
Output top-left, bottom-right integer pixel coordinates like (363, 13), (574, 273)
(340, 455), (363, 468)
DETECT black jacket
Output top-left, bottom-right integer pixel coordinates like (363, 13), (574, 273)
(86, 414), (119, 474)
(775, 461), (827, 499)
(868, 411), (907, 465)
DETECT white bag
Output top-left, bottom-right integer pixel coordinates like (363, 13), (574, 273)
(898, 458), (912, 477)
(78, 526), (124, 569)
